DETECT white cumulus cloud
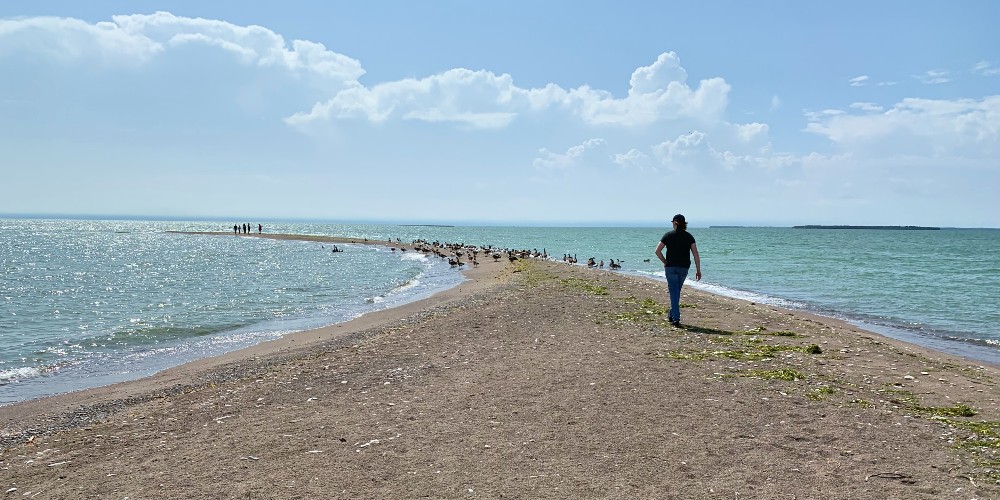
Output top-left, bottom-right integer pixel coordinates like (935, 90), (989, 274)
(849, 75), (869, 87)
(629, 52), (688, 95)
(2, 16), (737, 134)
(652, 131), (708, 167)
(110, 12), (363, 80)
(0, 12), (364, 81)
(288, 51), (731, 129)
(649, 127), (774, 172)
(534, 138), (606, 169)
(913, 69), (951, 84)
(612, 149), (653, 172)
(973, 60), (1000, 76)
(805, 96), (1000, 157)
(0, 15), (163, 64)
(849, 102), (884, 112)
(286, 68), (521, 128)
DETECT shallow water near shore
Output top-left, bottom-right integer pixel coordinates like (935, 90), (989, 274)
(2, 218), (998, 404)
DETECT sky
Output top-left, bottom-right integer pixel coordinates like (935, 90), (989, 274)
(1, 1), (998, 227)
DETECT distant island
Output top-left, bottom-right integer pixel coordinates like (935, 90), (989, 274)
(793, 225), (940, 230)
(708, 225), (781, 228)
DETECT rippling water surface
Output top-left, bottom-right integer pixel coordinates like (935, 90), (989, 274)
(0, 219), (461, 403)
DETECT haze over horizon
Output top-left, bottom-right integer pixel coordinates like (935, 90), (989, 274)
(2, 2), (998, 228)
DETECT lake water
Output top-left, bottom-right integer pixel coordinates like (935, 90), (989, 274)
(2, 218), (997, 404)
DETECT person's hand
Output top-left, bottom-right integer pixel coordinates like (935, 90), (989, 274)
(695, 270), (702, 281)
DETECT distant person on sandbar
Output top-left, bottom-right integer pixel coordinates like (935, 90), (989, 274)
(258, 224), (262, 234)
(654, 214), (701, 327)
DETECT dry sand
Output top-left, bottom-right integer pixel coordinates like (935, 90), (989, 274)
(3, 233), (1000, 499)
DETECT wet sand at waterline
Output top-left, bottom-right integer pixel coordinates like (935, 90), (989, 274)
(3, 234), (999, 498)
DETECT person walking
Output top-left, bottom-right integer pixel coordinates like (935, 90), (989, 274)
(654, 214), (702, 327)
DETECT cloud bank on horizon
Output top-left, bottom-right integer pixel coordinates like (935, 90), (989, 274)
(1, 8), (997, 227)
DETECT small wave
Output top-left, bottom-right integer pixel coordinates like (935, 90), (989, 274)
(631, 269), (806, 309)
(365, 278), (423, 305)
(849, 320), (1000, 365)
(688, 281), (806, 309)
(390, 278), (421, 294)
(110, 323), (246, 344)
(0, 366), (45, 384)
(400, 252), (430, 263)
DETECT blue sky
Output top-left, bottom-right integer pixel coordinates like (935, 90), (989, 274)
(1, 1), (998, 227)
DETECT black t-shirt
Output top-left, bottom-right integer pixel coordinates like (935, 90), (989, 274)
(660, 230), (696, 268)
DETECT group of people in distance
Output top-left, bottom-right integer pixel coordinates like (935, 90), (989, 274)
(233, 223), (262, 235)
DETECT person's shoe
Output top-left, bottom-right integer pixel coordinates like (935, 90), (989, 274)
(671, 320), (681, 327)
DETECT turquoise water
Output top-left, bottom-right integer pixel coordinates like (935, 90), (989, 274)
(2, 218), (998, 404)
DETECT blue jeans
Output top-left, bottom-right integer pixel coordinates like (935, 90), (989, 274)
(664, 266), (689, 323)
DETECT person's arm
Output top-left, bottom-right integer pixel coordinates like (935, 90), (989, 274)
(655, 241), (667, 266)
(691, 242), (702, 280)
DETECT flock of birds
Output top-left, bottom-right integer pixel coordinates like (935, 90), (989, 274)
(583, 256), (623, 270)
(368, 238), (630, 272)
(324, 237), (631, 272)
(407, 239), (543, 268)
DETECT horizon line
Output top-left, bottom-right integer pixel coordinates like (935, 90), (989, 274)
(0, 213), (994, 230)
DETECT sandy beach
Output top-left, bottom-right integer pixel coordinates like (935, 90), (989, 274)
(3, 233), (1000, 499)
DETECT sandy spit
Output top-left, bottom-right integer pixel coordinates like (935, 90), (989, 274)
(2, 233), (1000, 499)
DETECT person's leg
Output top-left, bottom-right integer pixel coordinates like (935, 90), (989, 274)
(665, 267), (689, 324)
(664, 267), (680, 322)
